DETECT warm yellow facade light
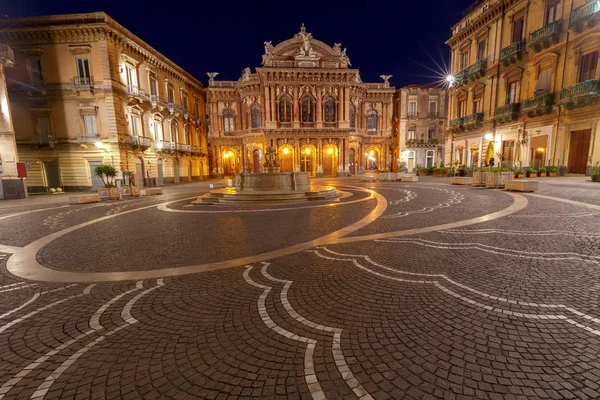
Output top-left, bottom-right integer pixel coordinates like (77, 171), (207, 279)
(369, 150), (375, 157)
(282, 147), (289, 155)
(305, 148), (311, 155)
(537, 147), (545, 152)
(327, 148), (333, 155)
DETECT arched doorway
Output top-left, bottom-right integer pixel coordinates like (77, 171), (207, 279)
(300, 145), (316, 176)
(157, 159), (164, 186)
(348, 148), (356, 174)
(426, 150), (435, 168)
(222, 149), (236, 176)
(365, 148), (379, 171)
(322, 145), (338, 176)
(135, 158), (145, 188)
(252, 149), (262, 173)
(406, 151), (415, 172)
(173, 158), (180, 183)
(278, 146), (293, 172)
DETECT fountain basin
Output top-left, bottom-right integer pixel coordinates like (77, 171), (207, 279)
(235, 172), (310, 192)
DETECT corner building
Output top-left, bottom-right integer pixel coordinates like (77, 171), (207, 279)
(446, 0), (600, 173)
(206, 25), (395, 177)
(0, 13), (208, 192)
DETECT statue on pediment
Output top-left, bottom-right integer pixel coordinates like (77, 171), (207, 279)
(262, 41), (274, 66)
(340, 48), (351, 66)
(240, 67), (252, 81)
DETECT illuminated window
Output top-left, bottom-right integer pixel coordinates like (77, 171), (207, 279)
(279, 96), (291, 123)
(323, 96), (336, 122)
(367, 110), (378, 131)
(301, 96), (314, 123)
(224, 109), (234, 132)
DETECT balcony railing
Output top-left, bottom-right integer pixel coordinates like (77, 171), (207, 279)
(529, 20), (562, 51)
(407, 112), (417, 119)
(466, 59), (487, 81)
(449, 118), (464, 132)
(523, 92), (555, 116)
(190, 146), (203, 154)
(569, 0), (600, 30)
(73, 76), (94, 87)
(32, 134), (54, 146)
(300, 122), (314, 128)
(405, 139), (437, 148)
(168, 102), (175, 113)
(428, 112), (439, 118)
(177, 144), (192, 152)
(128, 136), (152, 147)
(494, 102), (521, 124)
(559, 79), (600, 109)
(150, 94), (158, 105)
(500, 40), (525, 66)
(462, 112), (484, 129)
(155, 140), (176, 151)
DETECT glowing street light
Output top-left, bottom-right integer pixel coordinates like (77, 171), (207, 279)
(282, 147), (289, 155)
(94, 141), (104, 149)
(305, 148), (311, 155)
(484, 133), (494, 141)
(327, 148), (333, 155)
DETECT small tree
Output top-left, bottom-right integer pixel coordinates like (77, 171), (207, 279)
(93, 164), (118, 188)
(495, 151), (505, 168)
(123, 171), (135, 186)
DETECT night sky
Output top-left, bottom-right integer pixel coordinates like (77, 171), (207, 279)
(2, 0), (475, 88)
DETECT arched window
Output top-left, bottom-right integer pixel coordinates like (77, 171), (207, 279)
(428, 126), (436, 139)
(251, 104), (261, 129)
(367, 109), (378, 131)
(279, 95), (292, 123)
(223, 109), (234, 132)
(171, 121), (179, 143)
(349, 103), (356, 129)
(301, 96), (314, 123)
(323, 96), (336, 123)
(185, 125), (191, 144)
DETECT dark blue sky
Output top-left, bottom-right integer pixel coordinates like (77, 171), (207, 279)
(2, 0), (475, 87)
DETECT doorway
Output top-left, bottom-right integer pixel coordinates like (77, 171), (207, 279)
(406, 151), (415, 172)
(157, 159), (164, 186)
(349, 148), (356, 174)
(322, 146), (337, 176)
(568, 130), (591, 174)
(88, 160), (104, 190)
(426, 150), (435, 168)
(300, 147), (315, 176)
(44, 162), (60, 189)
(135, 159), (144, 188)
(279, 149), (293, 172)
(174, 159), (180, 183)
(252, 149), (262, 173)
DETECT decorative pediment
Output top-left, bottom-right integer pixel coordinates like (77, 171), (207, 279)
(261, 24), (351, 69)
(69, 44), (92, 55)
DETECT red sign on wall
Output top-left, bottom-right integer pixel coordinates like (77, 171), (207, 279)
(16, 162), (27, 178)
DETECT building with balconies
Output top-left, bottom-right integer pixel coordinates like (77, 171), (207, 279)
(0, 13), (208, 192)
(446, 0), (600, 173)
(206, 24), (395, 177)
(394, 85), (447, 172)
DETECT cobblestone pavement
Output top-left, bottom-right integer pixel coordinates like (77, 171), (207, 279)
(0, 177), (599, 399)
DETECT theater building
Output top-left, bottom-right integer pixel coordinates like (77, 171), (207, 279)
(206, 24), (395, 177)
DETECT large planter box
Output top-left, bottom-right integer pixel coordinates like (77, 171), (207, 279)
(98, 187), (120, 200)
(485, 172), (513, 188)
(472, 171), (486, 187)
(505, 179), (538, 192)
(121, 186), (141, 197)
(378, 172), (393, 182)
(450, 177), (473, 185)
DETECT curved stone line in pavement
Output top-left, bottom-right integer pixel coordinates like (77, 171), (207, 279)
(309, 249), (600, 339)
(5, 190), (529, 283)
(443, 228), (600, 238)
(156, 185), (374, 214)
(525, 193), (600, 211)
(375, 238), (600, 264)
(243, 266), (325, 400)
(0, 205), (71, 221)
(259, 262), (373, 400)
(316, 247), (600, 326)
(0, 281), (146, 399)
(29, 279), (164, 400)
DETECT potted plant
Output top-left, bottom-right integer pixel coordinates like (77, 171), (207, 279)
(94, 164), (120, 200)
(538, 167), (547, 177)
(515, 169), (525, 179)
(416, 164), (427, 176)
(592, 163), (600, 182)
(547, 165), (557, 177)
(526, 168), (537, 178)
(472, 167), (486, 187)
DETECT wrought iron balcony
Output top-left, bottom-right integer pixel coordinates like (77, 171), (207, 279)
(523, 92), (555, 116)
(465, 59), (487, 81)
(559, 80), (600, 109)
(32, 133), (54, 146)
(177, 144), (192, 152)
(449, 118), (464, 132)
(529, 21), (562, 52)
(494, 102), (521, 124)
(155, 140), (176, 151)
(462, 112), (484, 130)
(500, 40), (525, 66)
(569, 0), (600, 31)
(453, 70), (468, 86)
(405, 139), (437, 148)
(128, 136), (152, 148)
(168, 102), (175, 113)
(73, 76), (94, 87)
(428, 112), (439, 118)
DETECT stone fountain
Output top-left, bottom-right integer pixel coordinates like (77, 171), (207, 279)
(193, 146), (340, 205)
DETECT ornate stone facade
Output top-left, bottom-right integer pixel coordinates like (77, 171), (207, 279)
(446, 0), (600, 173)
(207, 25), (395, 176)
(0, 13), (208, 192)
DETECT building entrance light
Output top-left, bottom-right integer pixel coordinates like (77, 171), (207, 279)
(484, 133), (494, 141)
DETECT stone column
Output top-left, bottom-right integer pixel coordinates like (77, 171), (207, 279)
(344, 87), (350, 123)
(293, 87), (300, 129)
(316, 139), (323, 176)
(265, 84), (271, 123)
(0, 47), (25, 199)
